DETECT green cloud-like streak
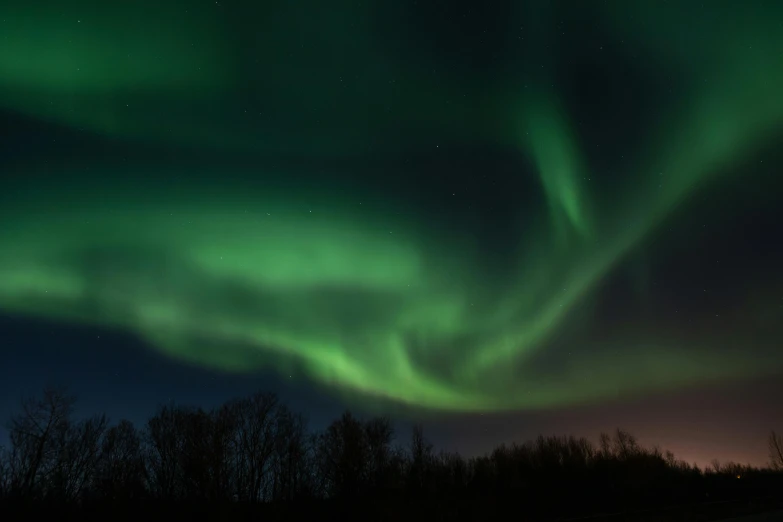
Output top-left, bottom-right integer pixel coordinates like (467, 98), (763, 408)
(0, 1), (782, 411)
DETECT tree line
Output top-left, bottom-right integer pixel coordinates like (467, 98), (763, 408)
(0, 386), (781, 521)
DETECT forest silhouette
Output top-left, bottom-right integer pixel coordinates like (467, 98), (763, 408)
(1, 386), (781, 521)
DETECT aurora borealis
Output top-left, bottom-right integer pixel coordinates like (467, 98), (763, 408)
(1, 0), (782, 432)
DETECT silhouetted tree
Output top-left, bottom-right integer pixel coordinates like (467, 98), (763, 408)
(2, 385), (782, 521)
(145, 404), (187, 499)
(207, 403), (240, 501)
(407, 424), (434, 493)
(48, 413), (108, 502)
(363, 416), (396, 491)
(228, 391), (278, 502)
(271, 406), (313, 501)
(0, 444), (8, 497)
(598, 431), (612, 457)
(149, 405), (237, 501)
(317, 411), (368, 497)
(5, 386), (75, 499)
(468, 454), (495, 491)
(94, 419), (146, 501)
(436, 451), (469, 491)
(769, 431), (783, 471)
(613, 428), (640, 460)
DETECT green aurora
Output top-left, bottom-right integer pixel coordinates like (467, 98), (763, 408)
(1, 0), (782, 411)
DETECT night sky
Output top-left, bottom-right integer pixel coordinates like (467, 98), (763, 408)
(1, 0), (782, 468)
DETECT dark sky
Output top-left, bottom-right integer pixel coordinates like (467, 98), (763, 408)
(0, 0), (782, 468)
